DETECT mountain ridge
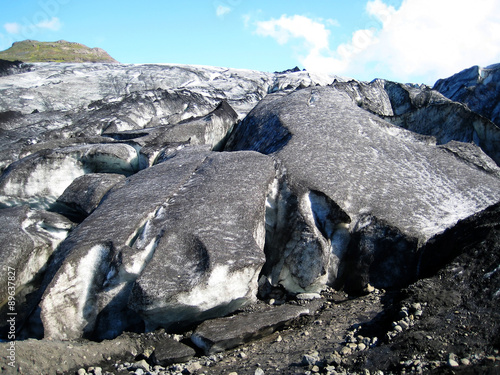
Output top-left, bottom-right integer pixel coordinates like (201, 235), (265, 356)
(0, 39), (118, 63)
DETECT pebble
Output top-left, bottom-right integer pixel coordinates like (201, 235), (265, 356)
(255, 368), (265, 375)
(460, 358), (470, 366)
(228, 372), (238, 375)
(399, 320), (410, 330)
(411, 302), (422, 310)
(357, 343), (367, 351)
(185, 361), (202, 373)
(129, 360), (150, 372)
(239, 352), (248, 359)
(302, 352), (320, 366)
(312, 365), (320, 373)
(77, 369), (86, 375)
(394, 325), (403, 332)
(448, 354), (460, 367)
(341, 346), (352, 356)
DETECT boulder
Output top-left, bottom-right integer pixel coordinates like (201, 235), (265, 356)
(226, 86), (500, 294)
(56, 173), (126, 220)
(0, 206), (74, 338)
(151, 337), (196, 366)
(39, 148), (276, 340)
(191, 304), (311, 354)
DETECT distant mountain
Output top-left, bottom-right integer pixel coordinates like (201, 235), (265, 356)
(0, 39), (118, 63)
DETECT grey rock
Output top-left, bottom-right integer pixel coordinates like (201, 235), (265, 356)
(128, 359), (150, 372)
(0, 206), (74, 338)
(151, 337), (196, 366)
(40, 149), (276, 340)
(57, 173), (126, 219)
(184, 361), (203, 374)
(226, 86), (500, 294)
(191, 304), (310, 354)
(302, 352), (320, 366)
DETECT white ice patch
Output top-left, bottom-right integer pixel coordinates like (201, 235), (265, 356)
(0, 157), (85, 209)
(175, 265), (259, 311)
(41, 244), (110, 340)
(278, 264), (327, 294)
(123, 237), (158, 278)
(265, 178), (279, 229)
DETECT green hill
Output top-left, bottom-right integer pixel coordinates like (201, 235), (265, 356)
(0, 40), (119, 63)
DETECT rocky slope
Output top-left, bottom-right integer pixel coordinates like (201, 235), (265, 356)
(0, 60), (500, 374)
(0, 40), (118, 63)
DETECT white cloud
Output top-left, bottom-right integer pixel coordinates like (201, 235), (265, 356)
(356, 0), (500, 83)
(256, 15), (331, 51)
(253, 0), (500, 84)
(3, 17), (61, 38)
(4, 22), (21, 34)
(36, 17), (62, 31)
(216, 5), (231, 18)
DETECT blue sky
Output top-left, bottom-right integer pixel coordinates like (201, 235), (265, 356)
(1, 0), (500, 85)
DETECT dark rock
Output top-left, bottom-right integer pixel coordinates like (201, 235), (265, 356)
(226, 86), (500, 294)
(151, 337), (196, 366)
(191, 304), (311, 354)
(40, 149), (276, 340)
(56, 173), (126, 220)
(0, 59), (32, 77)
(0, 206), (74, 339)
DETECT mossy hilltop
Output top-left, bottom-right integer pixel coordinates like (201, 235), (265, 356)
(0, 40), (118, 63)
